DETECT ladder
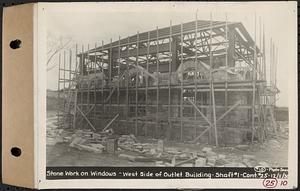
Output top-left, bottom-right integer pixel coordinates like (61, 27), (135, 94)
(58, 61), (80, 129)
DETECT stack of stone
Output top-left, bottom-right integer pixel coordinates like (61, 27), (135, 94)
(117, 134), (137, 150)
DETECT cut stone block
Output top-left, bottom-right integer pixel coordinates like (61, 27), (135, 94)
(218, 154), (226, 159)
(206, 151), (217, 157)
(118, 154), (136, 162)
(179, 163), (194, 167)
(202, 147), (212, 153)
(235, 144), (250, 151)
(195, 157), (207, 167)
(207, 158), (216, 167)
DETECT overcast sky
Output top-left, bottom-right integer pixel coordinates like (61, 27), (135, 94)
(45, 2), (297, 107)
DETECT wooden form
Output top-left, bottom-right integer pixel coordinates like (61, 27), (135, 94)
(57, 17), (279, 145)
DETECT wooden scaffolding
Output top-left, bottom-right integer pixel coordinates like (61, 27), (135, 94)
(57, 15), (279, 146)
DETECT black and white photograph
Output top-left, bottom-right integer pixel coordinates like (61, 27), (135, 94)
(44, 2), (295, 172)
(1, 1), (296, 189)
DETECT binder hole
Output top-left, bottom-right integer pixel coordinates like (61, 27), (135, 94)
(9, 39), (22, 49)
(11, 147), (21, 157)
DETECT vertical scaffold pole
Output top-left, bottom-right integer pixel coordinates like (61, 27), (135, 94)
(87, 44), (90, 113)
(259, 17), (262, 80)
(262, 24), (267, 138)
(194, 12), (198, 123)
(225, 13), (228, 117)
(57, 53), (61, 128)
(251, 13), (257, 142)
(156, 27), (159, 138)
(275, 46), (278, 90)
(274, 46), (278, 108)
(135, 31), (139, 136)
(69, 49), (72, 90)
(263, 24), (266, 82)
(109, 39), (112, 115)
(272, 43), (275, 88)
(94, 43), (97, 126)
(126, 37), (130, 134)
(257, 16), (262, 141)
(117, 36), (121, 131)
(270, 38), (273, 88)
(180, 23), (183, 141)
(63, 50), (66, 121)
(80, 45), (84, 127)
(194, 12), (198, 140)
(73, 45), (78, 129)
(68, 48), (72, 127)
(272, 42), (276, 104)
(208, 20), (212, 144)
(168, 20), (172, 140)
(224, 13), (229, 135)
(101, 41), (105, 128)
(146, 32), (150, 137)
(209, 13), (218, 146)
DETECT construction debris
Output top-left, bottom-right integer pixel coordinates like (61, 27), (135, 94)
(48, 126), (286, 167)
(47, 111), (287, 167)
(73, 143), (104, 153)
(195, 157), (207, 167)
(119, 154), (136, 162)
(202, 147), (213, 153)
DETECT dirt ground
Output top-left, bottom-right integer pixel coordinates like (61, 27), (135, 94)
(46, 111), (288, 167)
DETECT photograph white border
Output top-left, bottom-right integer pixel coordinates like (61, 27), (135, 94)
(36, 2), (298, 189)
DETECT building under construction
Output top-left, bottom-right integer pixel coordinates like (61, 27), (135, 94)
(57, 19), (279, 146)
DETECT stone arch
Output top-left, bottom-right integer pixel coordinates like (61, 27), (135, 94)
(127, 68), (146, 87)
(177, 60), (210, 82)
